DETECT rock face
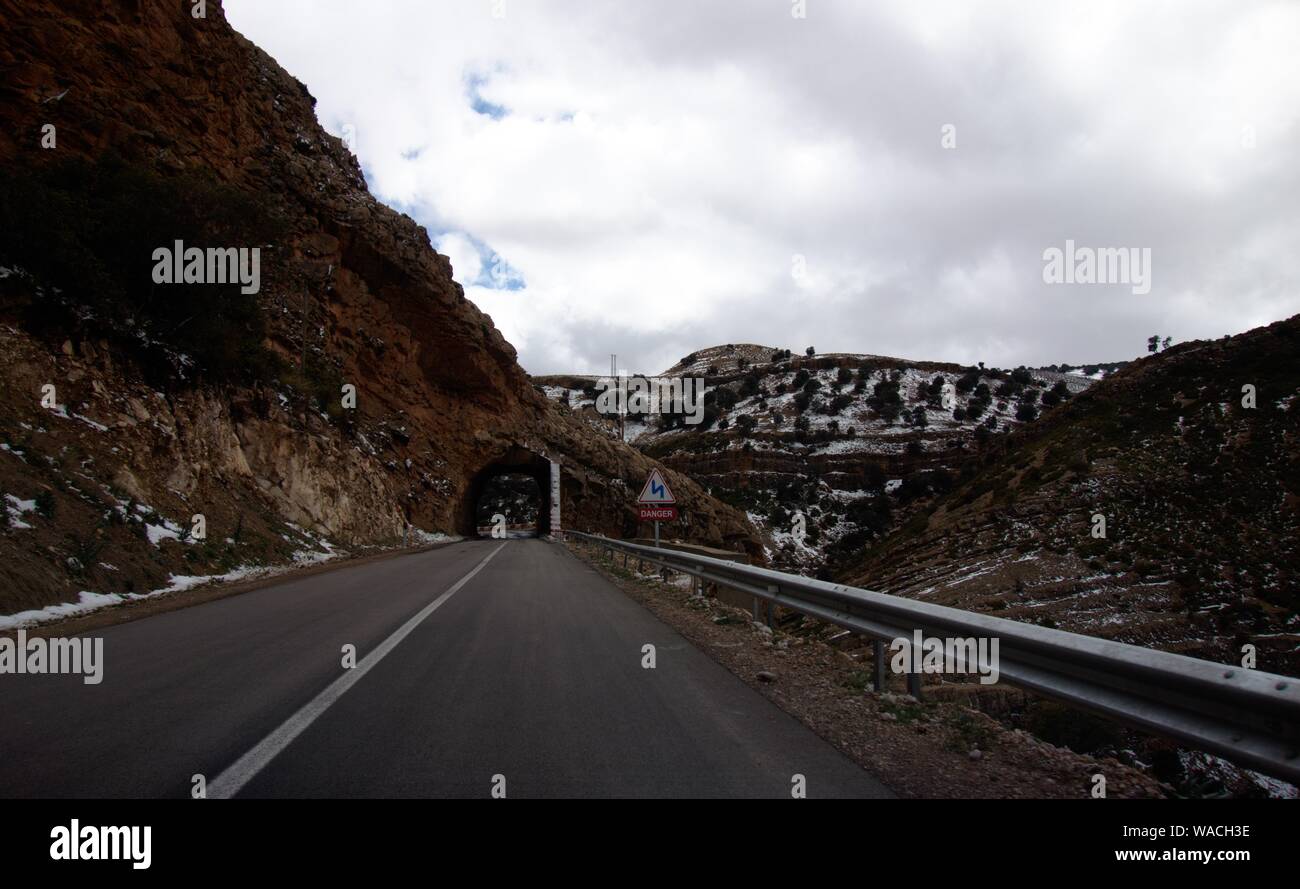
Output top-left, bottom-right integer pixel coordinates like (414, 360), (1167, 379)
(0, 1), (758, 613)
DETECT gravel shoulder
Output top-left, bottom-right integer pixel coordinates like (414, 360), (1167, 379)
(566, 537), (1167, 799)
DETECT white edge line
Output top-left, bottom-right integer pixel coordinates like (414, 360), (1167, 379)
(208, 541), (508, 799)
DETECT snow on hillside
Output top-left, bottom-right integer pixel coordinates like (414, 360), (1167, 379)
(537, 347), (1098, 576)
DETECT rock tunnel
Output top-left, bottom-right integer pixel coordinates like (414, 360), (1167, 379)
(460, 446), (558, 538)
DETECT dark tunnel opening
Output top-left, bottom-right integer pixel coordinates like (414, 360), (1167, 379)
(474, 472), (543, 538)
(461, 447), (553, 538)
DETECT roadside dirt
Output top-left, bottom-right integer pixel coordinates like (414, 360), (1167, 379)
(567, 538), (1169, 799)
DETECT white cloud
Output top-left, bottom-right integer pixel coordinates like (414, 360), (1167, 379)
(226, 0), (1300, 374)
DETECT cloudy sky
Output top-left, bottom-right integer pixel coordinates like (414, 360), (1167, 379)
(225, 0), (1300, 376)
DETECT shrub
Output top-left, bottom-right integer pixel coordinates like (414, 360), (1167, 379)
(956, 370), (981, 394)
(0, 154), (287, 387)
(34, 490), (55, 519)
(1022, 701), (1125, 754)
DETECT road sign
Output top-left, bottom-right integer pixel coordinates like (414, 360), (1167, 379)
(638, 506), (678, 521)
(637, 469), (676, 505)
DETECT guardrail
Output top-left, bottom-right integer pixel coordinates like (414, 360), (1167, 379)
(567, 531), (1300, 784)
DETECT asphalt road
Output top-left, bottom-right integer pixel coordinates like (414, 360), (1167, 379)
(0, 539), (892, 798)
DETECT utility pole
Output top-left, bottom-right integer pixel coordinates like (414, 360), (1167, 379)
(611, 353), (624, 442)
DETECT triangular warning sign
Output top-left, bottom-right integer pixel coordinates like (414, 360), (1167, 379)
(637, 469), (676, 504)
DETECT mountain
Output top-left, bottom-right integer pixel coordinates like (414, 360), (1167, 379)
(0, 0), (758, 620)
(841, 316), (1300, 676)
(537, 345), (1105, 576)
(541, 322), (1299, 678)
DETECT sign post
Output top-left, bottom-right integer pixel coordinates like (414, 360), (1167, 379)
(549, 460), (561, 539)
(636, 469), (677, 548)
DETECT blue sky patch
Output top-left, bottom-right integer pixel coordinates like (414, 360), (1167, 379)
(465, 72), (507, 120)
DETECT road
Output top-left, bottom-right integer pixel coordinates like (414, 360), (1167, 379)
(0, 539), (892, 798)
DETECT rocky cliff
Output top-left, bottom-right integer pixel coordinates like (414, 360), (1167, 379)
(0, 0), (758, 617)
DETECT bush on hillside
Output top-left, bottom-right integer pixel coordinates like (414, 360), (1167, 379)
(0, 154), (286, 387)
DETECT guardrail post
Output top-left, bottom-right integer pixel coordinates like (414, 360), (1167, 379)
(752, 596), (760, 622)
(873, 639), (887, 692)
(907, 669), (922, 700)
(765, 585), (777, 628)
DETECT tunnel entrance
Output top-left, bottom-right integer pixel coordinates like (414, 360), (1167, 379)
(462, 446), (557, 538)
(474, 473), (542, 538)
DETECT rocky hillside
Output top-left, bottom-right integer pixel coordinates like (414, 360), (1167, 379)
(841, 316), (1300, 676)
(538, 344), (1102, 576)
(0, 0), (758, 621)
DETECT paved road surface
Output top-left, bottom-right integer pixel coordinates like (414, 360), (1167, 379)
(0, 539), (892, 798)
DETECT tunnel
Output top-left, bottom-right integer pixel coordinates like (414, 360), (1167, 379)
(461, 446), (556, 538)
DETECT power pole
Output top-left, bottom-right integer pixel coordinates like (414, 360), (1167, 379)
(611, 353), (624, 442)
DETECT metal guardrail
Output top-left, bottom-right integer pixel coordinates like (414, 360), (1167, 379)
(567, 531), (1300, 784)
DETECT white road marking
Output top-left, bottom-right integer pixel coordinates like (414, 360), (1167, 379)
(207, 541), (508, 798)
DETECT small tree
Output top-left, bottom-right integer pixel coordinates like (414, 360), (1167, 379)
(34, 489), (55, 519)
(805, 346), (816, 357)
(956, 370), (981, 394)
